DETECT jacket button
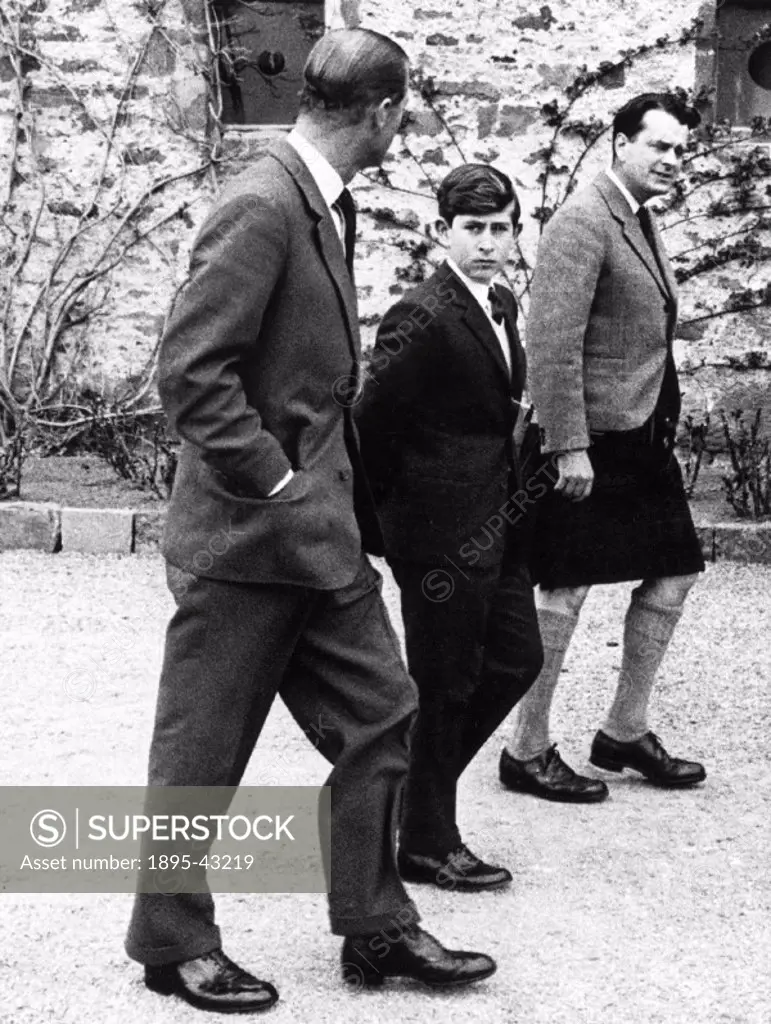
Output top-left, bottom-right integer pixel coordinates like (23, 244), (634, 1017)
(338, 468), (352, 481)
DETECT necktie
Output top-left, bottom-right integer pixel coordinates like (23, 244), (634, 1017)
(638, 205), (676, 308)
(332, 187), (356, 275)
(637, 204), (656, 245)
(488, 286), (505, 325)
(637, 206), (667, 277)
(638, 208), (680, 423)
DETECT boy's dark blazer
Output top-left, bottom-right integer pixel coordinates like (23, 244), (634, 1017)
(356, 261), (527, 569)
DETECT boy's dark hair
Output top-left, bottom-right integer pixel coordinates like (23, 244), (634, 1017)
(437, 164), (520, 226)
(612, 93), (700, 158)
(299, 28), (409, 123)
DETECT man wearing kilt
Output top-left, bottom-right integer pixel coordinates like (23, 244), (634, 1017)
(500, 94), (707, 802)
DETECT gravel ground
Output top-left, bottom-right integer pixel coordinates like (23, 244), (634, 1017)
(2, 551), (770, 1024)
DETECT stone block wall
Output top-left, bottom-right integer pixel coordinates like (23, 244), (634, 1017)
(0, 0), (211, 397)
(1, 0), (769, 425)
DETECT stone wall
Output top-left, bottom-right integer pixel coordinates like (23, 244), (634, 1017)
(1, 0), (769, 425)
(0, 0), (212, 400)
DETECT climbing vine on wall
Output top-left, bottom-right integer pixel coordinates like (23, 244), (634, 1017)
(355, 15), (771, 345)
(0, 1), (219, 471)
(2, 3), (771, 498)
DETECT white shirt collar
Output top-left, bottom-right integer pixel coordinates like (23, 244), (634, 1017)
(446, 257), (495, 311)
(446, 258), (511, 371)
(606, 167), (641, 215)
(286, 128), (345, 210)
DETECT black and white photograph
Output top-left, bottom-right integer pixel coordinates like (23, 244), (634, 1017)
(1, 1), (770, 1021)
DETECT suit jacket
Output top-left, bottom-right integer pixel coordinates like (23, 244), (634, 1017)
(355, 262), (527, 569)
(527, 172), (679, 454)
(158, 138), (383, 587)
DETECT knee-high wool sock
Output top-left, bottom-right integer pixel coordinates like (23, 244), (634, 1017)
(507, 606), (579, 761)
(602, 591), (684, 744)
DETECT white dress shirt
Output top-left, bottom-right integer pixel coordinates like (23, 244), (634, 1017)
(287, 128), (346, 241)
(446, 257), (511, 373)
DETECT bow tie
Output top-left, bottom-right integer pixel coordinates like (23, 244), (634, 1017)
(488, 286), (505, 325)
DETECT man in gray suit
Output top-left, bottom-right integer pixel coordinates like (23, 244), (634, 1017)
(125, 29), (495, 1014)
(500, 94), (707, 803)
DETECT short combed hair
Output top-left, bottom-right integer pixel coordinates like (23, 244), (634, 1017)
(299, 29), (409, 120)
(437, 164), (520, 226)
(612, 92), (700, 156)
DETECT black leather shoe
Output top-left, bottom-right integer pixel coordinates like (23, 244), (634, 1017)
(590, 730), (706, 787)
(398, 844), (512, 892)
(499, 745), (609, 803)
(144, 949), (279, 1014)
(341, 923), (496, 989)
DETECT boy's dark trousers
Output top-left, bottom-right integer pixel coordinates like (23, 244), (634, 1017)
(389, 554), (543, 856)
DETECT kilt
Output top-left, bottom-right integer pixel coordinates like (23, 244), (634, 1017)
(528, 432), (706, 589)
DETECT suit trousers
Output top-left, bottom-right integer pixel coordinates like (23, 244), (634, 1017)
(125, 555), (419, 966)
(389, 557), (543, 856)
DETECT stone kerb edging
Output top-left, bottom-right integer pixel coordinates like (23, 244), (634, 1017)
(1, 501), (771, 563)
(0, 502), (165, 555)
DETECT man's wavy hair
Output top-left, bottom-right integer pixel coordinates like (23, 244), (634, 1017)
(437, 164), (520, 227)
(612, 93), (700, 158)
(299, 29), (409, 123)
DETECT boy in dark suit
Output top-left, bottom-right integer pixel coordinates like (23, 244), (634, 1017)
(356, 164), (543, 893)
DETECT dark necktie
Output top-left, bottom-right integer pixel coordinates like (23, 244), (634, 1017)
(637, 206), (668, 282)
(638, 207), (680, 422)
(488, 286), (505, 325)
(333, 187), (356, 276)
(636, 204), (656, 246)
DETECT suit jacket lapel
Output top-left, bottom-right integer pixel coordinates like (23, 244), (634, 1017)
(443, 265), (511, 385)
(268, 140), (361, 361)
(596, 173), (674, 306)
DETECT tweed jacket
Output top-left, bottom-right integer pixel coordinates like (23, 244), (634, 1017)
(526, 172), (679, 454)
(158, 139), (382, 587)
